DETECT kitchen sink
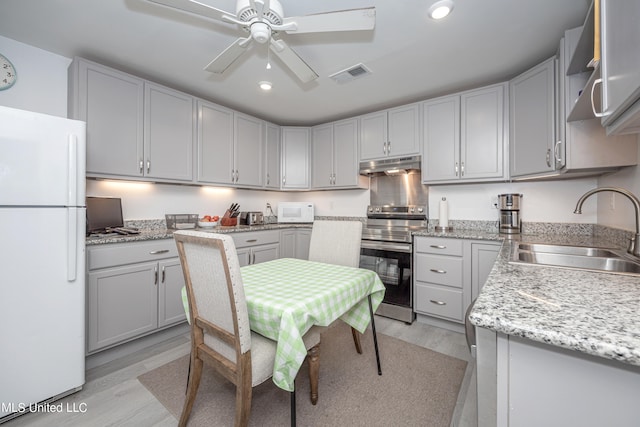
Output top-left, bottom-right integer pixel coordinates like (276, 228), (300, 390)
(510, 243), (640, 276)
(516, 243), (620, 258)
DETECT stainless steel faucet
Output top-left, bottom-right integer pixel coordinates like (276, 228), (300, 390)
(573, 187), (640, 257)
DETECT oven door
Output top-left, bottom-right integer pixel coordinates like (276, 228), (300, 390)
(360, 240), (412, 308)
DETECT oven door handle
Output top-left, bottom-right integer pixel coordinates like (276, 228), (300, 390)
(360, 240), (412, 253)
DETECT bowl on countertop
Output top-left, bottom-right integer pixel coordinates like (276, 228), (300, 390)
(197, 220), (218, 228)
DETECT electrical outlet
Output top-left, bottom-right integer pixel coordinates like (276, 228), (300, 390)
(491, 197), (499, 209)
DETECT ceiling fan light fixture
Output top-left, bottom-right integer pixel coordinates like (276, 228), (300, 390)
(428, 0), (454, 20)
(259, 81), (273, 91)
(251, 22), (271, 43)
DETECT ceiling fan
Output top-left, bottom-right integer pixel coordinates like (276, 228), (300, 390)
(147, 0), (376, 83)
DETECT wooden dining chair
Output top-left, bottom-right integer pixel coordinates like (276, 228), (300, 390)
(174, 230), (320, 427)
(308, 220), (381, 374)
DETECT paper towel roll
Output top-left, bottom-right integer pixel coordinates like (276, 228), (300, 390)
(439, 197), (449, 228)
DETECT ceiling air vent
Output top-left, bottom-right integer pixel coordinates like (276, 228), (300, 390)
(329, 63), (372, 84)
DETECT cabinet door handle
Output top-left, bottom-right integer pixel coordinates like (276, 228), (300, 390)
(546, 149), (552, 167)
(266, 173), (270, 185)
(149, 249), (170, 255)
(430, 245), (446, 249)
(252, 252), (256, 264)
(454, 162), (459, 176)
(383, 141), (387, 154)
(430, 269), (447, 274)
(590, 78), (609, 118)
(282, 176), (286, 185)
(387, 140), (391, 154)
(146, 160), (150, 174)
(430, 300), (446, 306)
(460, 161), (465, 176)
(139, 159), (144, 174)
(154, 267), (158, 285)
(161, 265), (166, 283)
(246, 239), (258, 243)
(554, 140), (563, 162)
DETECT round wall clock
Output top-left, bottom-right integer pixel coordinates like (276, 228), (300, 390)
(0, 53), (17, 91)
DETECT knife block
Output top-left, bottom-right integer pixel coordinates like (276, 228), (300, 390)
(220, 210), (237, 227)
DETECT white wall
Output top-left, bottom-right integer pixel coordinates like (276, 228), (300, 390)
(597, 137), (640, 232)
(4, 35), (633, 226)
(0, 35), (70, 117)
(427, 178), (599, 224)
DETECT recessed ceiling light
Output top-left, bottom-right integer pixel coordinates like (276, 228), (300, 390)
(428, 0), (454, 20)
(259, 81), (272, 91)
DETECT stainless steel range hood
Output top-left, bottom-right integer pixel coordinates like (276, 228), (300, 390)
(359, 155), (421, 176)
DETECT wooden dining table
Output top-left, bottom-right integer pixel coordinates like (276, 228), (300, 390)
(240, 257), (386, 393)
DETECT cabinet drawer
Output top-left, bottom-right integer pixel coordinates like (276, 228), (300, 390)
(88, 239), (177, 270)
(415, 237), (463, 256)
(415, 283), (463, 322)
(415, 254), (463, 288)
(232, 230), (280, 248)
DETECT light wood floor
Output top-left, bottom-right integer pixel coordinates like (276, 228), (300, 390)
(4, 316), (477, 427)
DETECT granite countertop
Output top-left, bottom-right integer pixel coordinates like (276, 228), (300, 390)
(87, 219), (640, 367)
(86, 222), (313, 245)
(467, 232), (640, 368)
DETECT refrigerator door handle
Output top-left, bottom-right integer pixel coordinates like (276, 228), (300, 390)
(67, 208), (78, 282)
(67, 134), (78, 206)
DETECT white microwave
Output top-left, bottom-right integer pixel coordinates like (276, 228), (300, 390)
(277, 202), (314, 223)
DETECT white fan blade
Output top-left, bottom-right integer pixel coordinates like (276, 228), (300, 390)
(269, 38), (319, 83)
(146, 0), (233, 23)
(251, 0), (270, 21)
(204, 37), (252, 74)
(281, 7), (375, 34)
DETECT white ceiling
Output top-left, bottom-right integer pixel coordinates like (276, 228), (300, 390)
(0, 0), (590, 126)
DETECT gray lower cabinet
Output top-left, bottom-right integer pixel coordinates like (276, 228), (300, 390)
(232, 230), (280, 267)
(476, 328), (640, 427)
(414, 236), (500, 325)
(280, 229), (311, 260)
(86, 239), (186, 354)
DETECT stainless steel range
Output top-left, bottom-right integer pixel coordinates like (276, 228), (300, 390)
(358, 160), (429, 324)
(361, 205), (427, 323)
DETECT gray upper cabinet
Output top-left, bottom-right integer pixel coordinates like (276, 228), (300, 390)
(197, 104), (262, 187)
(69, 57), (144, 178)
(281, 127), (310, 189)
(598, 0), (640, 135)
(69, 57), (194, 182)
(233, 112), (263, 188)
(509, 57), (556, 178)
(422, 95), (460, 182)
(196, 99), (234, 184)
(264, 122), (281, 189)
(422, 83), (506, 183)
(359, 103), (420, 161)
(558, 26), (637, 172)
(312, 118), (366, 189)
(69, 58), (194, 182)
(311, 123), (334, 189)
(144, 83), (194, 182)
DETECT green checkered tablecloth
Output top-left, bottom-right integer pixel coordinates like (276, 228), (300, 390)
(181, 258), (385, 392)
(241, 258), (385, 391)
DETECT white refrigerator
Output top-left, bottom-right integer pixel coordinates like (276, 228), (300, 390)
(0, 105), (86, 420)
